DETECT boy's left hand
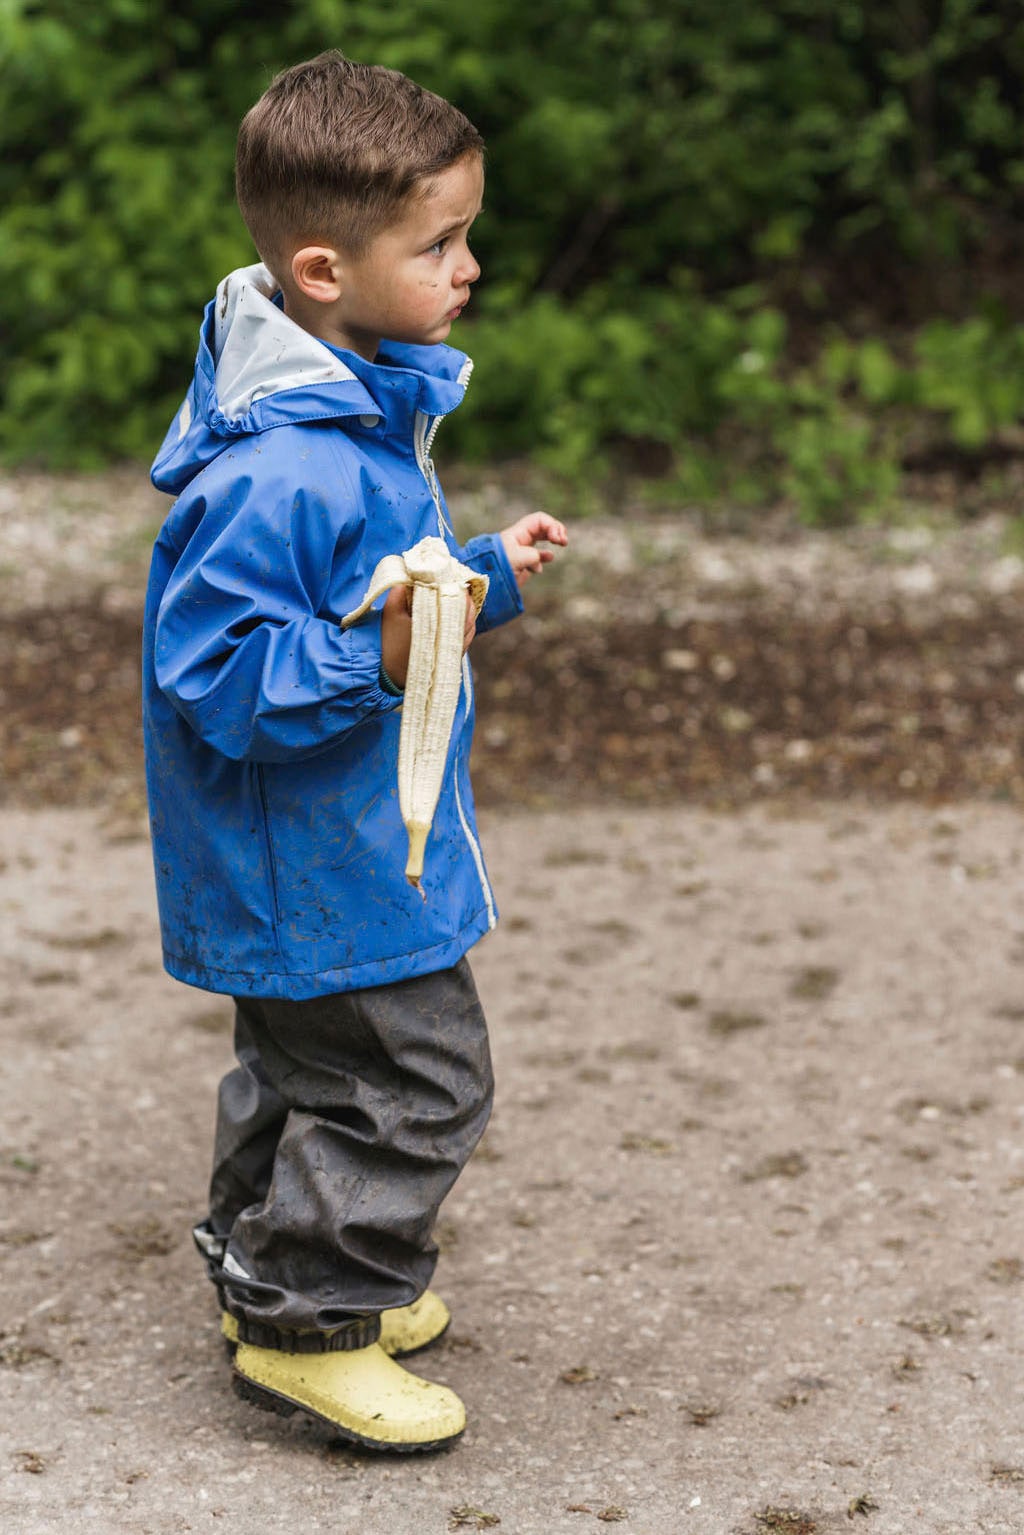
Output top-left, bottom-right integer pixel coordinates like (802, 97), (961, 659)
(499, 512), (568, 587)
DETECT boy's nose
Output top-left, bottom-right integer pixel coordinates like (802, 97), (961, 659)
(459, 250), (481, 286)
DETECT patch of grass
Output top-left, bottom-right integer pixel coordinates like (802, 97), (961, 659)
(188, 1008), (232, 1033)
(434, 1219), (459, 1251)
(587, 918), (636, 940)
(605, 1040), (662, 1061)
(542, 847), (608, 868)
(848, 1493), (879, 1517)
(560, 1365), (598, 1385)
(448, 1508), (501, 1531)
(754, 1509), (816, 1534)
(523, 1048), (582, 1068)
(620, 1133), (675, 1155)
(774, 1374), (829, 1412)
(0, 1337), (55, 1369)
(42, 927), (126, 950)
(502, 914), (533, 932)
(30, 968), (78, 986)
(987, 1256), (1024, 1285)
(13, 1450), (48, 1474)
(0, 1228), (51, 1249)
(563, 944), (604, 966)
(991, 1465), (1024, 1484)
(742, 1151), (808, 1182)
(891, 1354), (923, 1381)
(446, 1334), (483, 1353)
(110, 1217), (177, 1262)
(708, 1009), (768, 1037)
(899, 1312), (967, 1339)
(789, 965), (840, 1001)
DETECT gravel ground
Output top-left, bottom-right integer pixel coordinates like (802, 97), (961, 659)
(3, 802), (1024, 1535)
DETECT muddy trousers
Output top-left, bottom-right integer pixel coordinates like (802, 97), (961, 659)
(193, 959), (493, 1353)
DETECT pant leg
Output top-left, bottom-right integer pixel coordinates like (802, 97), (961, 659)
(207, 997), (288, 1241)
(209, 959), (493, 1351)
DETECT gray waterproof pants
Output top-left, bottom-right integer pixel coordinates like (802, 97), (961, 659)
(194, 959), (493, 1353)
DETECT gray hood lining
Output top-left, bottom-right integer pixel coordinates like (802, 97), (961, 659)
(213, 263), (358, 420)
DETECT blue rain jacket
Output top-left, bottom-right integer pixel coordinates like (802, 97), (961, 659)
(143, 263), (523, 999)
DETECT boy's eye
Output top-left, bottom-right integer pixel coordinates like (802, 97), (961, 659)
(426, 238), (447, 257)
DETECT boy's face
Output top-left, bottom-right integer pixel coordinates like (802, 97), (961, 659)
(308, 152), (484, 361)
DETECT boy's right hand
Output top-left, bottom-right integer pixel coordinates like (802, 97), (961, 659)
(380, 584), (476, 691)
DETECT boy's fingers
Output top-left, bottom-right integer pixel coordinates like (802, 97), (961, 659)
(531, 513), (568, 544)
(383, 583), (412, 617)
(516, 512), (559, 543)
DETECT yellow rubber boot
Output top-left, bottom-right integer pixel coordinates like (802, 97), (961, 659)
(379, 1290), (451, 1356)
(233, 1340), (466, 1452)
(220, 1289), (450, 1358)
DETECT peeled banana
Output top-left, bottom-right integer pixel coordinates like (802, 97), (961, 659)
(342, 537), (489, 891)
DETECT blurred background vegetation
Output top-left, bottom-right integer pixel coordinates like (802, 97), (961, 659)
(4, 0), (1024, 522)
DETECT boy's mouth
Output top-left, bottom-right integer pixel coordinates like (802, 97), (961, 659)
(446, 298), (469, 321)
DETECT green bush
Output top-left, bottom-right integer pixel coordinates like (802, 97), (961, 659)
(4, 0), (1024, 518)
(456, 292), (1024, 524)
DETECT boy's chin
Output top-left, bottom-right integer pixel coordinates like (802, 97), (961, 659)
(396, 322), (454, 348)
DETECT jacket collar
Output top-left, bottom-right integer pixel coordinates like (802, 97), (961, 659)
(151, 264), (473, 493)
(322, 339), (472, 437)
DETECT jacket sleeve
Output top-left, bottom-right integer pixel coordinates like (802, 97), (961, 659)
(153, 467), (401, 763)
(457, 532), (524, 633)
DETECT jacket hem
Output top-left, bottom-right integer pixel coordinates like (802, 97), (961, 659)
(162, 909), (495, 999)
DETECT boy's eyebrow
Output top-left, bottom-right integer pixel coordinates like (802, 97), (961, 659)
(427, 206), (484, 243)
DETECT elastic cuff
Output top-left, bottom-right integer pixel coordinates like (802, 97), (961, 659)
(459, 533), (525, 631)
(229, 1311), (382, 1353)
(378, 663), (404, 697)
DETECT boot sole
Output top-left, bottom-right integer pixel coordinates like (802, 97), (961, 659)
(232, 1369), (463, 1453)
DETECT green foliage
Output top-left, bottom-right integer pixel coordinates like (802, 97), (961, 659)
(911, 313), (1024, 447)
(455, 291), (1024, 524)
(3, 0), (1024, 519)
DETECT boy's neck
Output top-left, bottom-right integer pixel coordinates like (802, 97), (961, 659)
(282, 291), (380, 363)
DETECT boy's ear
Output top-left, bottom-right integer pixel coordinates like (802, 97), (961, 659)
(290, 246), (344, 305)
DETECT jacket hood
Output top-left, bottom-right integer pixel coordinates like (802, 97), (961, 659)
(152, 262), (472, 495)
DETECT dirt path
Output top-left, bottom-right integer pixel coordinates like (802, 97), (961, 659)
(6, 470), (1024, 816)
(3, 799), (1024, 1535)
(3, 473), (1024, 1532)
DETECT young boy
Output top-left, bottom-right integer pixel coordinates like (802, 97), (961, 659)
(142, 51), (567, 1452)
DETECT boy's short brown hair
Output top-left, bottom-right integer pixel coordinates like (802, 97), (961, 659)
(236, 50), (484, 277)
